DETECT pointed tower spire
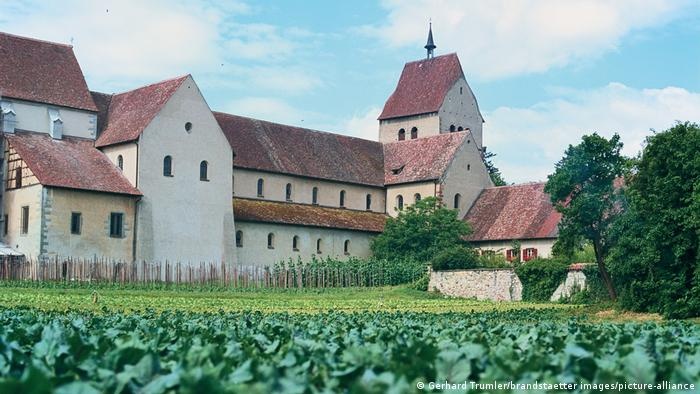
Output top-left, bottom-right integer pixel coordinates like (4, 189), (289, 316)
(424, 21), (436, 59)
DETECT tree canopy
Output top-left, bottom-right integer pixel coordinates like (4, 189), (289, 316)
(371, 196), (472, 262)
(483, 149), (507, 186)
(545, 133), (628, 300)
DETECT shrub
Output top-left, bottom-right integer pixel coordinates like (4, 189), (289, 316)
(515, 258), (570, 301)
(477, 252), (511, 269)
(430, 246), (481, 271)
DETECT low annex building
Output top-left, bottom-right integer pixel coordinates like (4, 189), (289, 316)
(0, 28), (561, 266)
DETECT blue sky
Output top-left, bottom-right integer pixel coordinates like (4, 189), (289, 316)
(1, 0), (699, 183)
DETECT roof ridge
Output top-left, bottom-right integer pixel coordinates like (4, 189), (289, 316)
(112, 74), (190, 96)
(233, 197), (387, 215)
(383, 131), (466, 147)
(403, 52), (458, 65)
(0, 31), (73, 48)
(486, 181), (546, 189)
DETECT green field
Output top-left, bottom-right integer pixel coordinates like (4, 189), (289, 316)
(0, 285), (697, 393)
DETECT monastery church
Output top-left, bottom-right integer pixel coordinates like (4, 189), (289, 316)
(0, 27), (560, 266)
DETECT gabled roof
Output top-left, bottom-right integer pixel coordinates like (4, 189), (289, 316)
(378, 53), (464, 120)
(464, 182), (560, 242)
(0, 32), (97, 112)
(6, 131), (141, 196)
(94, 75), (188, 147)
(233, 198), (386, 233)
(383, 132), (467, 185)
(215, 112), (385, 186)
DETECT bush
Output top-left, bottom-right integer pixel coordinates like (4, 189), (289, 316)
(515, 258), (570, 301)
(430, 246), (481, 271)
(477, 253), (512, 269)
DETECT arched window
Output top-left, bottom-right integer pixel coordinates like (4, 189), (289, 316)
(366, 194), (372, 210)
(163, 156), (173, 176)
(467, 164), (471, 171)
(285, 183), (293, 201)
(235, 230), (243, 247)
(344, 240), (350, 255)
(200, 161), (208, 181)
(458, 126), (464, 131)
(117, 155), (123, 170)
(396, 194), (404, 211)
(267, 233), (275, 249)
(398, 128), (406, 141)
(460, 87), (463, 95)
(449, 125), (456, 132)
(292, 235), (299, 251)
(410, 127), (418, 139)
(453, 193), (461, 209)
(257, 178), (264, 197)
(312, 187), (319, 205)
(316, 239), (322, 254)
(339, 190), (346, 207)
(414, 193), (421, 203)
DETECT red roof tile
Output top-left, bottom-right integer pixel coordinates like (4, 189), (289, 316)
(465, 182), (561, 241)
(383, 132), (467, 185)
(0, 32), (97, 112)
(215, 112), (385, 186)
(233, 198), (386, 233)
(378, 53), (464, 120)
(6, 131), (141, 196)
(94, 75), (188, 147)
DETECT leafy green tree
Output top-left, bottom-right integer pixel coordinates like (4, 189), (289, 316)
(483, 149), (507, 186)
(371, 196), (472, 262)
(608, 122), (700, 318)
(545, 133), (628, 300)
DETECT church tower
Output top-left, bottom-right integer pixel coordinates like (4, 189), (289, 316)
(378, 25), (485, 148)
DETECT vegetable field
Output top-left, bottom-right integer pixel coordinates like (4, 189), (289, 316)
(0, 308), (698, 393)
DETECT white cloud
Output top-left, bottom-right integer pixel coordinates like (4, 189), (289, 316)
(485, 83), (700, 183)
(225, 97), (316, 125)
(365, 0), (689, 79)
(339, 107), (381, 141)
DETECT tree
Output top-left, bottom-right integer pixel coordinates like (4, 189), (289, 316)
(483, 149), (507, 186)
(608, 122), (700, 318)
(545, 133), (628, 300)
(371, 196), (472, 262)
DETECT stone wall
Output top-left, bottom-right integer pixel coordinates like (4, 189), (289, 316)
(550, 269), (587, 301)
(428, 268), (522, 301)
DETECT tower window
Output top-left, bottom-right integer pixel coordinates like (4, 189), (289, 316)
(257, 178), (264, 197)
(453, 193), (461, 209)
(70, 212), (82, 235)
(236, 230), (243, 247)
(339, 190), (346, 207)
(185, 122), (193, 133)
(285, 183), (293, 201)
(267, 233), (275, 249)
(449, 125), (456, 132)
(467, 164), (471, 171)
(398, 128), (406, 141)
(163, 156), (173, 177)
(292, 235), (299, 251)
(312, 187), (319, 205)
(458, 126), (464, 131)
(396, 195), (404, 211)
(410, 127), (418, 139)
(117, 155), (123, 171)
(366, 194), (372, 210)
(344, 240), (350, 255)
(460, 87), (463, 95)
(200, 161), (209, 181)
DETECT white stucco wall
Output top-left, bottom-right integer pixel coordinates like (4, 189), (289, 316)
(233, 168), (386, 213)
(473, 238), (556, 262)
(2, 98), (97, 139)
(440, 134), (493, 219)
(2, 184), (42, 257)
(235, 221), (375, 266)
(135, 76), (235, 264)
(101, 143), (138, 187)
(385, 181), (437, 217)
(438, 78), (484, 148)
(378, 113), (440, 143)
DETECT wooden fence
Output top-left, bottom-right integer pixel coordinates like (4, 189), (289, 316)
(0, 256), (413, 288)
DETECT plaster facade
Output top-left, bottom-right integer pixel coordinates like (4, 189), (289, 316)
(378, 113), (440, 143)
(472, 238), (556, 262)
(235, 221), (374, 266)
(134, 76), (235, 264)
(1, 98), (97, 139)
(438, 78), (484, 148)
(385, 181), (437, 217)
(2, 184), (42, 257)
(101, 143), (139, 186)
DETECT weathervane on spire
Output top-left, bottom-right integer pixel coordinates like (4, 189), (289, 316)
(424, 20), (436, 59)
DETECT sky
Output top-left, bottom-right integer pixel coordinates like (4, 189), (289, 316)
(1, 0), (699, 183)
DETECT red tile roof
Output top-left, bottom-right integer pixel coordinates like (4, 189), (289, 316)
(465, 182), (561, 241)
(233, 198), (386, 233)
(378, 53), (464, 120)
(94, 75), (188, 147)
(383, 132), (467, 185)
(215, 112), (385, 186)
(0, 32), (97, 112)
(6, 131), (141, 196)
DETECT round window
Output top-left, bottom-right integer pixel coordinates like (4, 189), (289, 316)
(185, 122), (193, 133)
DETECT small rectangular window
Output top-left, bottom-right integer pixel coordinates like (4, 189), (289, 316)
(109, 212), (124, 238)
(15, 167), (22, 189)
(20, 206), (29, 234)
(3, 214), (7, 236)
(70, 212), (82, 235)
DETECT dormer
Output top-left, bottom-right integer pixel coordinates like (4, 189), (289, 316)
(48, 108), (63, 139)
(0, 101), (16, 133)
